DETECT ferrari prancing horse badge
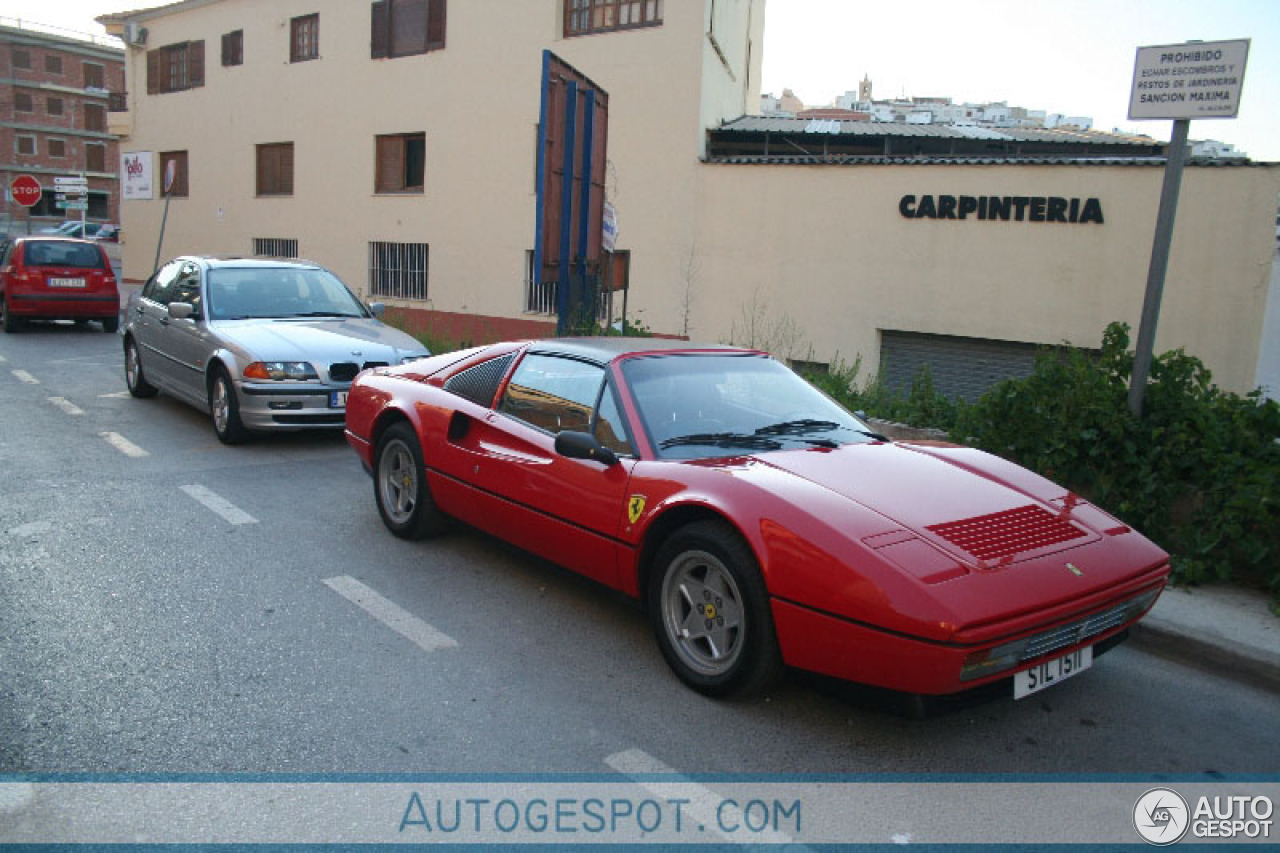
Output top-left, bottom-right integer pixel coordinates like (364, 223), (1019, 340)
(627, 495), (647, 524)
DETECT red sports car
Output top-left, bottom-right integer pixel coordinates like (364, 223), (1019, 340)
(345, 339), (1169, 700)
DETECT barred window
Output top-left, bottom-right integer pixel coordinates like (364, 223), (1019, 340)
(369, 241), (428, 300)
(253, 237), (299, 258)
(564, 0), (662, 37)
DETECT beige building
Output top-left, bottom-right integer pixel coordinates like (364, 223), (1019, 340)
(101, 0), (1279, 395)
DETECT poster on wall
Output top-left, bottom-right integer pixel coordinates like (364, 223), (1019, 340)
(121, 151), (154, 200)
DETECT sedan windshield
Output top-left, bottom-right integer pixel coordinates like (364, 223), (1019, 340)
(206, 266), (369, 320)
(621, 353), (879, 459)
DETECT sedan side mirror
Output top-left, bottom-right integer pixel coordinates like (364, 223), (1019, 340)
(168, 302), (196, 321)
(367, 302), (386, 318)
(555, 430), (619, 466)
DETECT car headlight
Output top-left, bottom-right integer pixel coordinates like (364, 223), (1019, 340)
(400, 354), (431, 365)
(243, 361), (318, 381)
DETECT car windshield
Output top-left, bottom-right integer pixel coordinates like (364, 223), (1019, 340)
(206, 266), (369, 320)
(24, 240), (104, 269)
(621, 353), (878, 459)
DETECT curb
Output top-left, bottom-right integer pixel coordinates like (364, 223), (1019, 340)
(1129, 616), (1280, 694)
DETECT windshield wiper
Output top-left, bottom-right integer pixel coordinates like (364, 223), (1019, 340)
(753, 419), (841, 436)
(659, 432), (783, 451)
(291, 311), (361, 318)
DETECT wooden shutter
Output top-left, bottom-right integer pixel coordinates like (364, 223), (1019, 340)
(371, 1), (389, 58)
(187, 40), (204, 87)
(280, 144), (293, 194)
(391, 0), (427, 56)
(147, 49), (161, 93)
(221, 32), (232, 65)
(376, 136), (403, 192)
(426, 0), (445, 49)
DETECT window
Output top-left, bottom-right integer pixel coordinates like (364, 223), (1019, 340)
(49, 138), (67, 158)
(159, 150), (189, 197)
(82, 61), (105, 89)
(290, 14), (319, 62)
(564, 0), (662, 37)
(445, 353), (516, 407)
(84, 103), (106, 132)
(14, 91), (33, 112)
(11, 48), (30, 70)
(370, 0), (445, 58)
(369, 241), (428, 300)
(375, 133), (425, 193)
(15, 135), (36, 155)
(45, 54), (63, 74)
(256, 143), (294, 195)
(253, 237), (299, 258)
(146, 41), (205, 94)
(221, 30), (243, 66)
(498, 353), (605, 436)
(86, 142), (106, 172)
(47, 96), (64, 116)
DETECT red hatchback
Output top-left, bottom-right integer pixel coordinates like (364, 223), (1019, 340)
(0, 237), (120, 333)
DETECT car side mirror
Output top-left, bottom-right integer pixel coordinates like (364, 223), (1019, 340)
(368, 301), (386, 318)
(168, 302), (195, 321)
(555, 430), (619, 466)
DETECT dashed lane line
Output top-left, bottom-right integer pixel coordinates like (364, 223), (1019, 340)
(99, 431), (149, 458)
(11, 369), (39, 384)
(48, 396), (85, 416)
(179, 484), (258, 526)
(323, 575), (459, 654)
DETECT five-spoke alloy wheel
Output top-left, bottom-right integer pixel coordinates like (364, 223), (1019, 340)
(374, 422), (445, 539)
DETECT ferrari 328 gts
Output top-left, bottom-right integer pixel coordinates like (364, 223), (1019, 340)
(344, 338), (1169, 700)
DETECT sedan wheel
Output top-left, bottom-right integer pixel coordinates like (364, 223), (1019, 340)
(124, 338), (157, 398)
(374, 422), (445, 539)
(209, 367), (249, 444)
(649, 521), (782, 697)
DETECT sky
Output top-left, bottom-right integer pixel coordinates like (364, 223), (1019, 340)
(4, 0), (1277, 160)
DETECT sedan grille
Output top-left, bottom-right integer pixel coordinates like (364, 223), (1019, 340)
(927, 504), (1085, 562)
(1021, 600), (1135, 661)
(329, 361), (390, 383)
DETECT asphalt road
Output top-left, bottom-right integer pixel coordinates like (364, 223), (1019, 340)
(2, 324), (1279, 776)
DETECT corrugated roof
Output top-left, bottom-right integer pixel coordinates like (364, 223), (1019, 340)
(702, 155), (1271, 167)
(720, 116), (1161, 147)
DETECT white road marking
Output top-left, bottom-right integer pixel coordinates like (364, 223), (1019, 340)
(99, 431), (149, 458)
(0, 354), (6, 362)
(179, 484), (258, 526)
(323, 575), (458, 653)
(604, 748), (797, 845)
(12, 369), (39, 384)
(98, 391), (131, 398)
(48, 396), (85, 416)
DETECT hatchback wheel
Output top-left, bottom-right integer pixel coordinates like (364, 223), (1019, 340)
(648, 521), (782, 697)
(209, 366), (249, 444)
(124, 337), (158, 398)
(374, 422), (446, 539)
(102, 315), (119, 333)
(1, 297), (21, 333)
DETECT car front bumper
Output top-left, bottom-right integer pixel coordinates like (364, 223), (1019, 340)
(237, 382), (350, 430)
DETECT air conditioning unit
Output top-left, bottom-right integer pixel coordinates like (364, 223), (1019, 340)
(123, 22), (148, 46)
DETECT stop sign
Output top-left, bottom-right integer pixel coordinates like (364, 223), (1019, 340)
(10, 174), (42, 207)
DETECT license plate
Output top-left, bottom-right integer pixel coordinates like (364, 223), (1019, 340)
(48, 277), (86, 288)
(1013, 646), (1093, 699)
(329, 391), (348, 408)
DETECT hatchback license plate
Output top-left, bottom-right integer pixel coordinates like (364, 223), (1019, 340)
(1013, 646), (1093, 699)
(330, 391), (348, 408)
(48, 277), (86, 288)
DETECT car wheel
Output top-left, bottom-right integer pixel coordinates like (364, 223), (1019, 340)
(209, 366), (249, 445)
(1, 297), (21, 333)
(102, 315), (119, 334)
(374, 421), (446, 539)
(124, 337), (158, 398)
(648, 520), (783, 697)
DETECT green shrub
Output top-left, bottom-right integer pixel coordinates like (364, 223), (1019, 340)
(800, 355), (960, 430)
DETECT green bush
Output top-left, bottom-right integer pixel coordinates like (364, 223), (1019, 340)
(801, 355), (960, 430)
(950, 323), (1280, 594)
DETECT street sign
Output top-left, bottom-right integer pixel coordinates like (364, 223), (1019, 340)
(10, 174), (42, 207)
(1128, 39), (1250, 121)
(56, 200), (89, 211)
(53, 176), (89, 189)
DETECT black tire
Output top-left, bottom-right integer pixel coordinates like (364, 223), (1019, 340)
(101, 315), (119, 333)
(374, 421), (446, 539)
(124, 336), (158, 398)
(647, 520), (783, 698)
(209, 365), (249, 444)
(1, 297), (21, 333)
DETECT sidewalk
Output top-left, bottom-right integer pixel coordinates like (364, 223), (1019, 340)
(1131, 582), (1280, 692)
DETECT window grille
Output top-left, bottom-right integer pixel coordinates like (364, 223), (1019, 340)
(369, 241), (429, 300)
(253, 238), (299, 258)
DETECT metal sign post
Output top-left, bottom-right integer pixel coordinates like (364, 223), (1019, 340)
(153, 160), (176, 275)
(1124, 39), (1249, 416)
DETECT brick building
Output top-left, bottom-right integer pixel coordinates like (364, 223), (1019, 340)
(1, 19), (124, 233)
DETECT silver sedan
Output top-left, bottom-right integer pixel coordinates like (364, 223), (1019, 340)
(122, 256), (430, 444)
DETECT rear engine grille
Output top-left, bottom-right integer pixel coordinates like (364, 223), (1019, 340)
(927, 504), (1085, 562)
(1022, 600), (1134, 661)
(329, 361), (390, 383)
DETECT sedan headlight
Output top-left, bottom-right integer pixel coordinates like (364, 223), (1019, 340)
(243, 361), (318, 381)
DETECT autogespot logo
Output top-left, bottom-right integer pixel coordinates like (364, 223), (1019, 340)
(1134, 788), (1190, 845)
